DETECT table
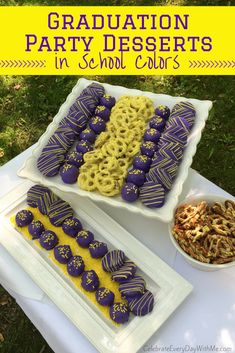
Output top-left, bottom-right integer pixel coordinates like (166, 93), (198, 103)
(0, 146), (234, 353)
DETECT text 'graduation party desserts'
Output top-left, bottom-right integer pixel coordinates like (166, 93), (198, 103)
(37, 81), (196, 209)
(13, 184), (155, 325)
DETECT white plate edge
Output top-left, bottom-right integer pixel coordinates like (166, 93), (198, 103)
(0, 180), (193, 353)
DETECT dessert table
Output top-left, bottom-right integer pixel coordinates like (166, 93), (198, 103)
(0, 145), (234, 353)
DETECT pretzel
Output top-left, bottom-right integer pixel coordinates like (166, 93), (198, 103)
(99, 157), (119, 173)
(94, 131), (110, 148)
(126, 141), (141, 158)
(79, 163), (98, 174)
(175, 201), (207, 228)
(173, 199), (235, 264)
(83, 150), (103, 163)
(78, 95), (154, 196)
(77, 172), (96, 191)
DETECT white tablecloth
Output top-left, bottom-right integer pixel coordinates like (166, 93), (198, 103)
(0, 146), (234, 353)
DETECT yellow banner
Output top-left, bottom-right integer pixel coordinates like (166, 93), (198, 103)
(0, 6), (234, 75)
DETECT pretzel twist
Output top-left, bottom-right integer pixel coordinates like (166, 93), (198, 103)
(173, 199), (235, 264)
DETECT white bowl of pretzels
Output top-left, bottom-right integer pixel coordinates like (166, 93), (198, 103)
(169, 194), (235, 271)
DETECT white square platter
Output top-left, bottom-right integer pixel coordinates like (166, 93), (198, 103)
(0, 181), (193, 353)
(18, 78), (212, 222)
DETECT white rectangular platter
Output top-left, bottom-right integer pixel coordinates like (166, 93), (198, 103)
(18, 78), (212, 222)
(0, 181), (193, 353)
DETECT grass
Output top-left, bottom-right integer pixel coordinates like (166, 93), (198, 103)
(1, 74), (234, 353)
(0, 287), (54, 353)
(1, 75), (234, 193)
(0, 0), (234, 353)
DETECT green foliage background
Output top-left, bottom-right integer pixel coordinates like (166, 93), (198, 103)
(0, 1), (234, 353)
(1, 74), (234, 194)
